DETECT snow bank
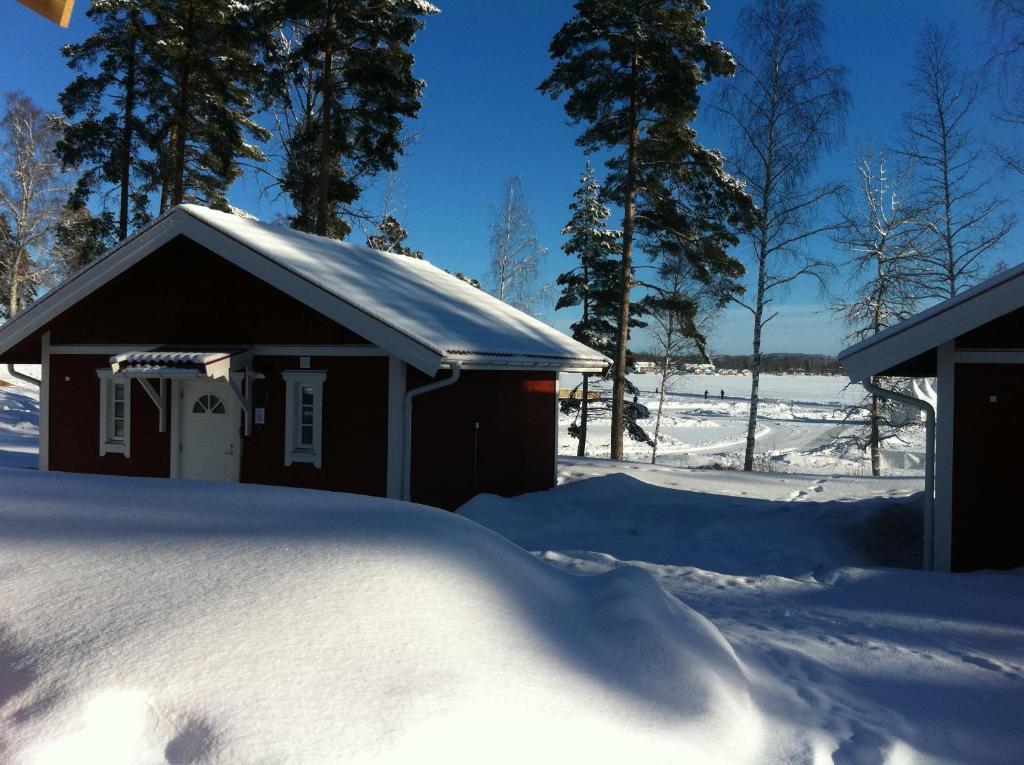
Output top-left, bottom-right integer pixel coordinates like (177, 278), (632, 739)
(461, 472), (924, 577)
(0, 469), (763, 764)
(462, 461), (1024, 765)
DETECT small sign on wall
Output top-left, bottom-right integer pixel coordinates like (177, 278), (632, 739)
(254, 407), (266, 425)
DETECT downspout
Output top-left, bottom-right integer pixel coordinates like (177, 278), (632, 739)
(861, 378), (936, 570)
(5, 363), (40, 387)
(402, 363), (462, 502)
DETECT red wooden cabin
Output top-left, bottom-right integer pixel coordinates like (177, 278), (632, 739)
(0, 205), (608, 509)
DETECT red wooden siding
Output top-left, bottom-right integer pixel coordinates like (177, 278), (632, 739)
(241, 356), (389, 496)
(48, 236), (369, 346)
(955, 305), (1024, 349)
(49, 354), (170, 477)
(951, 363), (1024, 571)
(408, 370), (556, 509)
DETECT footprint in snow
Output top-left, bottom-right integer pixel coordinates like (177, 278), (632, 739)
(961, 654), (1022, 680)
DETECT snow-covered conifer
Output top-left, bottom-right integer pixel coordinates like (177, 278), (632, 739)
(540, 0), (753, 460)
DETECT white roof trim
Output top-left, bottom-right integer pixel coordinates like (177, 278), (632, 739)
(839, 261), (1024, 382)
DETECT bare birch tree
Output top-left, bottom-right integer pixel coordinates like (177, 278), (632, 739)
(0, 93), (68, 319)
(900, 23), (1016, 299)
(488, 176), (547, 314)
(715, 0), (849, 471)
(832, 150), (920, 476)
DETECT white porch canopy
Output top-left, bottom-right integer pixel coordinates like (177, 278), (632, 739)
(109, 348), (259, 435)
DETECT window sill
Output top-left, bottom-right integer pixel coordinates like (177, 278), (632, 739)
(285, 449), (320, 468)
(100, 441), (129, 457)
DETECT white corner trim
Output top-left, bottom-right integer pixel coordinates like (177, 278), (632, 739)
(283, 370), (327, 468)
(169, 379), (182, 478)
(386, 357), (406, 499)
(39, 332), (50, 471)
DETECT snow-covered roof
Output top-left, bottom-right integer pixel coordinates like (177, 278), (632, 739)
(839, 261), (1024, 382)
(0, 205), (610, 375)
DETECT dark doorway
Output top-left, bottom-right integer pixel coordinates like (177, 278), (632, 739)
(952, 363), (1024, 571)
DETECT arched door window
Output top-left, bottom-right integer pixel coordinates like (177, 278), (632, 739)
(192, 394), (226, 414)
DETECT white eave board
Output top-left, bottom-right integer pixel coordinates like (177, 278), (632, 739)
(839, 261), (1024, 382)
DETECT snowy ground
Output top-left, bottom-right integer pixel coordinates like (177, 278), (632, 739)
(1, 368), (1022, 763)
(560, 373), (929, 476)
(0, 368), (39, 471)
(462, 461), (1024, 765)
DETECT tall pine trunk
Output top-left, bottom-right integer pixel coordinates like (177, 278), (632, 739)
(317, 10), (334, 237)
(611, 49), (640, 461)
(171, 5), (193, 207)
(118, 13), (138, 240)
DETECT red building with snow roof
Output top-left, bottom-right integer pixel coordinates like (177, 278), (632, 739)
(0, 205), (609, 509)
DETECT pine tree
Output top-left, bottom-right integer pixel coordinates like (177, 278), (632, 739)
(56, 0), (156, 240)
(540, 0), (753, 460)
(53, 203), (117, 276)
(556, 162), (622, 456)
(367, 214), (422, 258)
(277, 0), (438, 238)
(147, 1), (272, 210)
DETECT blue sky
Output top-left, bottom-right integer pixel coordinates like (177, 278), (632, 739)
(2, 0), (1018, 356)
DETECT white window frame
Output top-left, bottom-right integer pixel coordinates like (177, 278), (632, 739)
(283, 370), (326, 468)
(96, 369), (131, 457)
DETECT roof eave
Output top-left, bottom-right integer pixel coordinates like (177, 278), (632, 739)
(839, 267), (1024, 383)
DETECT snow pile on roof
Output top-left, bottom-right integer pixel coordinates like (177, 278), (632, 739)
(0, 469), (762, 764)
(180, 204), (608, 366)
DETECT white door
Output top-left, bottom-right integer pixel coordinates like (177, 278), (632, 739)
(180, 379), (241, 481)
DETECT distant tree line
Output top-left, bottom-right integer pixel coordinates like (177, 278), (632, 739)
(630, 351), (842, 375)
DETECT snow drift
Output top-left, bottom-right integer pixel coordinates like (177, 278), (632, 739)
(0, 469), (762, 764)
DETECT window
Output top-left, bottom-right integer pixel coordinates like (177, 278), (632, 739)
(97, 370), (131, 457)
(283, 370), (326, 467)
(192, 394), (226, 414)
